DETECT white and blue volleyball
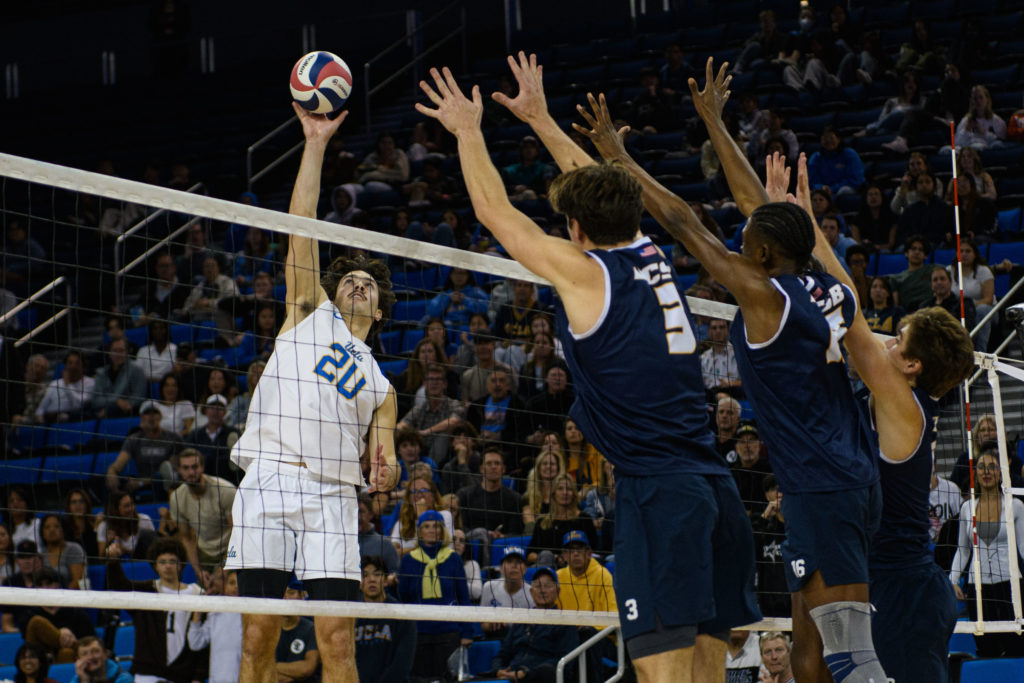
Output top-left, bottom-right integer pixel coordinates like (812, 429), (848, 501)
(290, 51), (353, 114)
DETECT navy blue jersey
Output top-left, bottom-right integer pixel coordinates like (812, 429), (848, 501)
(556, 236), (725, 477)
(731, 272), (877, 493)
(870, 386), (938, 569)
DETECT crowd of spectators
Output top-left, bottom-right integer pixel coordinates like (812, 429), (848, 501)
(9, 1), (1024, 677)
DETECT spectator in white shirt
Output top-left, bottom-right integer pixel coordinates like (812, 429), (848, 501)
(134, 319), (177, 382)
(700, 319), (742, 398)
(725, 629), (762, 681)
(480, 546), (534, 639)
(929, 462), (962, 544)
(182, 255), (239, 321)
(34, 350), (95, 423)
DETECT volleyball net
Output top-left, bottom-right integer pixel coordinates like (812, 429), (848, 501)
(0, 149), (1021, 664)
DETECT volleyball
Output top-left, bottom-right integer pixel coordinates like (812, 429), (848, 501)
(290, 51), (353, 114)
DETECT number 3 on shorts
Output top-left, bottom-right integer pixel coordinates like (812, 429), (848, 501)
(624, 598), (639, 621)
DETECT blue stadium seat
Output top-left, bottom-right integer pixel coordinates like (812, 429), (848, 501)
(0, 458), (42, 484)
(135, 503), (166, 521)
(998, 207), (1023, 235)
(605, 560), (615, 575)
(989, 242), (1024, 265)
(401, 327), (425, 354)
(96, 417), (139, 441)
(123, 326), (148, 348)
(92, 451), (122, 476)
(0, 632), (23, 665)
(467, 641), (502, 675)
(0, 666), (14, 681)
(995, 273), (1011, 298)
(960, 657), (1024, 682)
(169, 323), (192, 346)
(378, 359), (408, 376)
(876, 254), (908, 276)
(488, 535), (531, 564)
(87, 564), (106, 590)
(391, 268), (439, 295)
(113, 626), (135, 658)
(39, 454), (96, 483)
(392, 299), (429, 323)
(379, 330), (402, 356)
(121, 561), (157, 582)
(193, 320), (218, 345)
(948, 624), (976, 658)
(12, 425), (48, 452)
(789, 112), (835, 136)
(932, 248), (956, 266)
(677, 273), (698, 291)
(47, 420), (97, 449)
(48, 663), (76, 683)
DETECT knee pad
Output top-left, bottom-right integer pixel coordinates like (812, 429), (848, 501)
(808, 601), (889, 683)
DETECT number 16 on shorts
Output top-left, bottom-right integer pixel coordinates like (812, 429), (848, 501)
(790, 559), (806, 578)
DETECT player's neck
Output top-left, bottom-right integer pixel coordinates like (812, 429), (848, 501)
(339, 310), (372, 342)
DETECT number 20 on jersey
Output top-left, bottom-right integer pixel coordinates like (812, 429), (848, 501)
(314, 342), (366, 398)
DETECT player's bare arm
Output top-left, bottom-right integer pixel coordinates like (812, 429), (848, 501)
(493, 51), (595, 173)
(779, 153), (923, 460)
(280, 103), (348, 335)
(416, 66), (605, 333)
(367, 386), (399, 492)
(689, 58), (770, 217)
(574, 92), (785, 340)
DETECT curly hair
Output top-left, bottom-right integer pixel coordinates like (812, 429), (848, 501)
(320, 254), (396, 338)
(748, 202), (816, 273)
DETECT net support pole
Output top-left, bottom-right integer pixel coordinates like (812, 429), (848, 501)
(950, 122), (986, 634)
(988, 358), (1024, 633)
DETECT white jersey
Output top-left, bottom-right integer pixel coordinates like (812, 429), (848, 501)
(231, 300), (390, 485)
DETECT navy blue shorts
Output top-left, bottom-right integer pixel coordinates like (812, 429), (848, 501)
(780, 482), (881, 592)
(613, 472), (761, 641)
(871, 563), (958, 683)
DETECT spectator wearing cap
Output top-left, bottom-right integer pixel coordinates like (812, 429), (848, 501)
(274, 582), (319, 683)
(34, 350), (94, 423)
(503, 135), (554, 201)
(700, 319), (742, 400)
(93, 338), (148, 419)
(751, 475), (790, 619)
(1, 541), (44, 633)
(481, 546), (535, 639)
(556, 531), (615, 613)
(489, 566), (578, 683)
(727, 422), (774, 516)
(397, 510), (474, 681)
(23, 568), (95, 663)
(183, 394), (240, 484)
(106, 401), (183, 498)
(396, 363), (466, 464)
(70, 636), (133, 683)
(355, 555), (416, 683)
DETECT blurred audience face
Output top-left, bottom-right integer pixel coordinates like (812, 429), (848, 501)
(546, 365), (568, 394)
(708, 319), (729, 345)
(736, 434), (762, 467)
(64, 353), (84, 383)
(26, 355), (49, 384)
(361, 562), (386, 600)
(931, 267), (952, 300)
(153, 551), (181, 585)
(906, 240), (927, 267)
(487, 369), (511, 401)
(76, 639), (107, 675)
(176, 452), (204, 487)
(530, 572), (559, 608)
(761, 636), (792, 675)
(481, 451), (505, 483)
(821, 217), (841, 247)
(418, 520), (442, 545)
(865, 186), (883, 208)
(717, 399), (740, 433)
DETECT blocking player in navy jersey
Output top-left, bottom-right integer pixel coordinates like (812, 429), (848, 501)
(415, 55), (759, 683)
(769, 153), (975, 682)
(575, 59), (887, 682)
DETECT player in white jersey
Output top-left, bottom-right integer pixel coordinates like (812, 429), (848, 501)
(225, 102), (399, 683)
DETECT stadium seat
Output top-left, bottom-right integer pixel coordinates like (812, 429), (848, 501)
(12, 425), (48, 452)
(998, 207), (1023, 235)
(123, 326), (148, 348)
(876, 254), (908, 276)
(948, 625), (976, 659)
(995, 273), (1011, 298)
(378, 359), (408, 377)
(0, 632), (23, 665)
(48, 663), (76, 683)
(0, 666), (16, 681)
(605, 560), (615, 575)
(988, 242), (1024, 266)
(92, 451), (123, 477)
(47, 420), (97, 449)
(87, 564), (106, 591)
(96, 417), (139, 441)
(677, 273), (698, 291)
(932, 248), (956, 266)
(392, 299), (429, 323)
(0, 458), (42, 485)
(379, 330), (402, 356)
(39, 454), (96, 483)
(169, 323), (192, 345)
(960, 657), (1024, 682)
(401, 328), (425, 353)
(113, 626), (135, 658)
(467, 640), (502, 675)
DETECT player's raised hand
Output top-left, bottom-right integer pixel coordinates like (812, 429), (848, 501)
(688, 57), (731, 123)
(367, 443), (398, 494)
(492, 51), (548, 124)
(291, 101), (348, 144)
(573, 93), (630, 162)
(416, 67), (483, 136)
(790, 153), (813, 215)
(764, 152), (791, 203)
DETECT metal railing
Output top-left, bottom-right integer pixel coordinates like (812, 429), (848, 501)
(965, 272), (1024, 388)
(113, 183), (204, 310)
(363, 0), (467, 131)
(556, 626), (625, 683)
(246, 119), (302, 192)
(1, 277), (75, 349)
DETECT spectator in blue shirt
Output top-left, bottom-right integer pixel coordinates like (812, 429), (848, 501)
(820, 214), (858, 273)
(70, 636), (133, 683)
(504, 136), (554, 200)
(807, 126), (865, 196)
